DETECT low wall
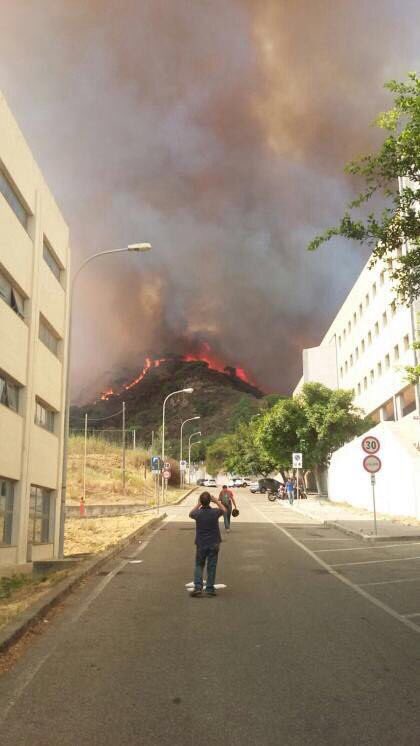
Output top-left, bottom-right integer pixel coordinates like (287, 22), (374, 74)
(328, 421), (420, 519)
(65, 503), (148, 519)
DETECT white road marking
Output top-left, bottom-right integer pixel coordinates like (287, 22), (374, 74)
(315, 542), (420, 553)
(360, 576), (420, 587)
(404, 612), (420, 618)
(185, 582), (227, 589)
(0, 521), (164, 726)
(330, 556), (420, 568)
(247, 496), (420, 635)
(128, 560), (144, 564)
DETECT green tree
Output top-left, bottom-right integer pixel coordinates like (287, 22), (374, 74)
(308, 74), (420, 304)
(224, 421), (277, 478)
(205, 434), (236, 476)
(257, 383), (370, 493)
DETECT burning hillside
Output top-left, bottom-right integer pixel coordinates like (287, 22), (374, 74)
(100, 345), (257, 401)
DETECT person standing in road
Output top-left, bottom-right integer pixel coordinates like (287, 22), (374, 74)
(285, 478), (294, 505)
(189, 492), (226, 597)
(219, 485), (237, 531)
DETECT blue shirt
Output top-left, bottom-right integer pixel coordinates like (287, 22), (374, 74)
(189, 506), (223, 548)
(286, 481), (294, 493)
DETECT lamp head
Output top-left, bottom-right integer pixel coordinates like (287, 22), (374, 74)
(184, 387), (194, 394)
(127, 243), (152, 252)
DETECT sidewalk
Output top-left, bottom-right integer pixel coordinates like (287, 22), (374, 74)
(281, 496), (420, 542)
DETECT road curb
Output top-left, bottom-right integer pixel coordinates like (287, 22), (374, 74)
(324, 520), (420, 543)
(0, 512), (166, 655)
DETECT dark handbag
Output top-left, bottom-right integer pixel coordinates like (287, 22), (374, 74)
(232, 508), (239, 517)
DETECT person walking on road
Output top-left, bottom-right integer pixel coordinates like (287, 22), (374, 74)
(219, 485), (237, 531)
(189, 492), (227, 597)
(285, 478), (294, 505)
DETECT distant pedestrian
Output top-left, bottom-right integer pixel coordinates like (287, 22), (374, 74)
(189, 492), (227, 597)
(285, 478), (294, 505)
(218, 485), (237, 531)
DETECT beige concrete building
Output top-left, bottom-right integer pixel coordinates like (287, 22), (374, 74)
(0, 93), (70, 566)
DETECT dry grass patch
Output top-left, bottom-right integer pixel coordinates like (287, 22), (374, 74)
(0, 571), (68, 631)
(64, 513), (156, 556)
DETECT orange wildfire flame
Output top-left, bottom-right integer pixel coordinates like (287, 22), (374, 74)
(99, 346), (255, 399)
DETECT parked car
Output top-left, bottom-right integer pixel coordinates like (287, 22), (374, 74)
(196, 478), (206, 486)
(249, 481), (261, 493)
(228, 477), (247, 488)
(254, 478), (281, 494)
(203, 478), (217, 488)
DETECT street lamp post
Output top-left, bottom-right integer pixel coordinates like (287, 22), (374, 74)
(180, 416), (200, 487)
(58, 243), (152, 557)
(161, 387), (193, 508)
(188, 431), (202, 485)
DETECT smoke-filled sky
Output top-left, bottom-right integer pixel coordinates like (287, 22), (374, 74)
(1, 1), (419, 400)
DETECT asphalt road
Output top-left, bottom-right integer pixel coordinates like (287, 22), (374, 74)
(1, 490), (420, 745)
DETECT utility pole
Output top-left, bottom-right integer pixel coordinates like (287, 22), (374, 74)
(122, 401), (126, 493)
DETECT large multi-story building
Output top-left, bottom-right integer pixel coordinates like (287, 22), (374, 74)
(294, 222), (420, 519)
(294, 250), (419, 424)
(0, 93), (70, 566)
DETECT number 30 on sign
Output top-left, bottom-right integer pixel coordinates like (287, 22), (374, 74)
(362, 436), (380, 454)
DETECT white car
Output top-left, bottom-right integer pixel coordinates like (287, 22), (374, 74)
(228, 477), (247, 488)
(203, 478), (217, 488)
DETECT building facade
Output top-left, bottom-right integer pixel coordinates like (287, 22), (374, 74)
(294, 250), (419, 424)
(0, 93), (70, 566)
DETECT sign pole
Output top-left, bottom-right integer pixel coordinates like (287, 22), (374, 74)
(371, 475), (378, 536)
(296, 466), (299, 500)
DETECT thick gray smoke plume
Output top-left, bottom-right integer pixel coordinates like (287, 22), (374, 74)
(1, 1), (419, 399)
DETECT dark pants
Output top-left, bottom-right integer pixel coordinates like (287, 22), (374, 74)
(223, 505), (232, 529)
(194, 543), (219, 592)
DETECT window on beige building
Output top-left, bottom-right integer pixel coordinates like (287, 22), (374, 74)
(370, 369), (374, 384)
(385, 353), (390, 369)
(382, 311), (387, 327)
(365, 293), (370, 307)
(359, 303), (363, 318)
(390, 301), (396, 317)
(0, 270), (24, 319)
(0, 370), (19, 412)
(0, 167), (29, 229)
(39, 316), (59, 357)
(350, 354), (353, 367)
(368, 332), (372, 345)
(363, 377), (368, 390)
(361, 339), (365, 353)
(377, 362), (382, 376)
(355, 347), (359, 360)
(357, 383), (361, 395)
(34, 398), (55, 433)
(374, 322), (379, 336)
(0, 477), (14, 545)
(372, 282), (377, 297)
(28, 486), (52, 544)
(403, 334), (410, 351)
(43, 239), (62, 283)
(394, 345), (399, 361)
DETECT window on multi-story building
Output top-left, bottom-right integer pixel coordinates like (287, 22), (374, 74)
(377, 362), (382, 377)
(353, 312), (357, 325)
(343, 329), (346, 341)
(355, 347), (359, 360)
(372, 283), (377, 297)
(357, 383), (361, 395)
(350, 354), (353, 367)
(363, 377), (368, 390)
(374, 322), (379, 336)
(359, 303), (363, 318)
(34, 398), (55, 433)
(338, 336), (341, 348)
(0, 167), (29, 229)
(382, 311), (387, 327)
(380, 271), (385, 286)
(361, 339), (365, 353)
(43, 239), (62, 282)
(340, 366), (343, 379)
(0, 477), (14, 545)
(385, 353), (390, 369)
(345, 361), (348, 373)
(348, 321), (351, 333)
(370, 369), (374, 384)
(403, 334), (410, 351)
(368, 331), (372, 345)
(365, 293), (369, 307)
(390, 301), (396, 317)
(0, 270), (24, 319)
(394, 344), (399, 361)
(0, 370), (19, 412)
(28, 486), (52, 544)
(39, 316), (59, 357)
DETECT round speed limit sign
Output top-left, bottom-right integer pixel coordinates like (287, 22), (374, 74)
(362, 435), (380, 454)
